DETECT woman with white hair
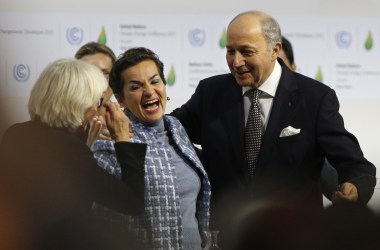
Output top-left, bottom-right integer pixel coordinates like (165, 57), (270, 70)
(0, 58), (145, 249)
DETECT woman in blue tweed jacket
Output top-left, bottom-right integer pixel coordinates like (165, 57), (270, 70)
(92, 47), (211, 250)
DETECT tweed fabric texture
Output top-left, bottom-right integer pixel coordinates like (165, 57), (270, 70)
(92, 112), (211, 250)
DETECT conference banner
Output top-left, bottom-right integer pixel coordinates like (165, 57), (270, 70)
(1, 13), (379, 101)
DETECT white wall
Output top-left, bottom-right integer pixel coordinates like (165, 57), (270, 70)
(2, 0), (380, 16)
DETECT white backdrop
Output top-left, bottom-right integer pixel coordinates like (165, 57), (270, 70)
(1, 0), (379, 210)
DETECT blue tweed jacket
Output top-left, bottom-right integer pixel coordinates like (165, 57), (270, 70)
(92, 111), (211, 250)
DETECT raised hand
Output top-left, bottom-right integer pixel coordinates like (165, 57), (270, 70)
(104, 101), (133, 142)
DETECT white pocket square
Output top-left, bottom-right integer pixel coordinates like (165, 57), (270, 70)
(279, 126), (301, 137)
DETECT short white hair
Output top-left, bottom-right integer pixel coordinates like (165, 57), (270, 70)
(28, 58), (108, 131)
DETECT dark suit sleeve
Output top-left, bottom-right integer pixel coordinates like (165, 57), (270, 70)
(115, 141), (146, 205)
(317, 89), (376, 204)
(320, 159), (339, 200)
(87, 141), (146, 215)
(171, 81), (204, 144)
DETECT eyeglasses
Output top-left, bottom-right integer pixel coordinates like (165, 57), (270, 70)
(97, 97), (104, 108)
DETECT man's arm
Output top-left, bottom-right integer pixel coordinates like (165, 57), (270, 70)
(170, 81), (205, 144)
(317, 89), (376, 204)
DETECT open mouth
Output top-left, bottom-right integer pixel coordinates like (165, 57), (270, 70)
(142, 98), (160, 111)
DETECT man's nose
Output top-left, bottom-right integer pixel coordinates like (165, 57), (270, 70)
(232, 53), (244, 67)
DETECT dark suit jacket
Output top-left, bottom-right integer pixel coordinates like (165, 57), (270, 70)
(0, 120), (146, 249)
(172, 59), (376, 229)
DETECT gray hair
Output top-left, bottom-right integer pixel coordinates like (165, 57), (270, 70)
(230, 10), (282, 51)
(28, 58), (107, 131)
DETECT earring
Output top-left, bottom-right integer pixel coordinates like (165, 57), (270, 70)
(167, 97), (170, 101)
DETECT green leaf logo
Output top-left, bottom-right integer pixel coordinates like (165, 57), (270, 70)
(364, 30), (373, 51)
(315, 66), (323, 83)
(97, 26), (107, 45)
(219, 28), (227, 48)
(166, 65), (176, 86)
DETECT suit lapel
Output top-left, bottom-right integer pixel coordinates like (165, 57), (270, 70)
(228, 98), (249, 179)
(258, 65), (300, 169)
(223, 79), (250, 183)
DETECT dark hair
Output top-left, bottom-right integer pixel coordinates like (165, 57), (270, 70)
(281, 36), (295, 65)
(74, 42), (116, 62)
(110, 47), (166, 97)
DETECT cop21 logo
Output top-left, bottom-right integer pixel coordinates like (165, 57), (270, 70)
(66, 27), (84, 45)
(188, 28), (206, 47)
(335, 31), (352, 49)
(13, 64), (30, 82)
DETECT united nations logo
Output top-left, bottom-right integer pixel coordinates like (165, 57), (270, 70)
(66, 27), (84, 45)
(335, 31), (352, 48)
(188, 28), (206, 47)
(13, 64), (30, 82)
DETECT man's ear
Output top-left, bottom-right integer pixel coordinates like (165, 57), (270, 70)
(272, 42), (282, 61)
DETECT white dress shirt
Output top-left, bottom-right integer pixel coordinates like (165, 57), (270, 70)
(242, 60), (282, 134)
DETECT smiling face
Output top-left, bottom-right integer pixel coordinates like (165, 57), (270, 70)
(226, 14), (280, 88)
(120, 60), (166, 123)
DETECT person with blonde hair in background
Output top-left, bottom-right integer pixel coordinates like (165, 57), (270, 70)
(75, 42), (117, 110)
(0, 58), (145, 249)
(75, 42), (118, 144)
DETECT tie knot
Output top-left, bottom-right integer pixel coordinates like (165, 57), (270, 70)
(246, 89), (260, 102)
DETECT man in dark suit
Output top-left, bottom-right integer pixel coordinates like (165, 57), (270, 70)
(171, 10), (376, 233)
(280, 35), (340, 200)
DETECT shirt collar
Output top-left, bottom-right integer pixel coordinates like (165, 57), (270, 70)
(242, 60), (282, 97)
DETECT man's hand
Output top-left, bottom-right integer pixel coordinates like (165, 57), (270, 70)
(331, 182), (358, 203)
